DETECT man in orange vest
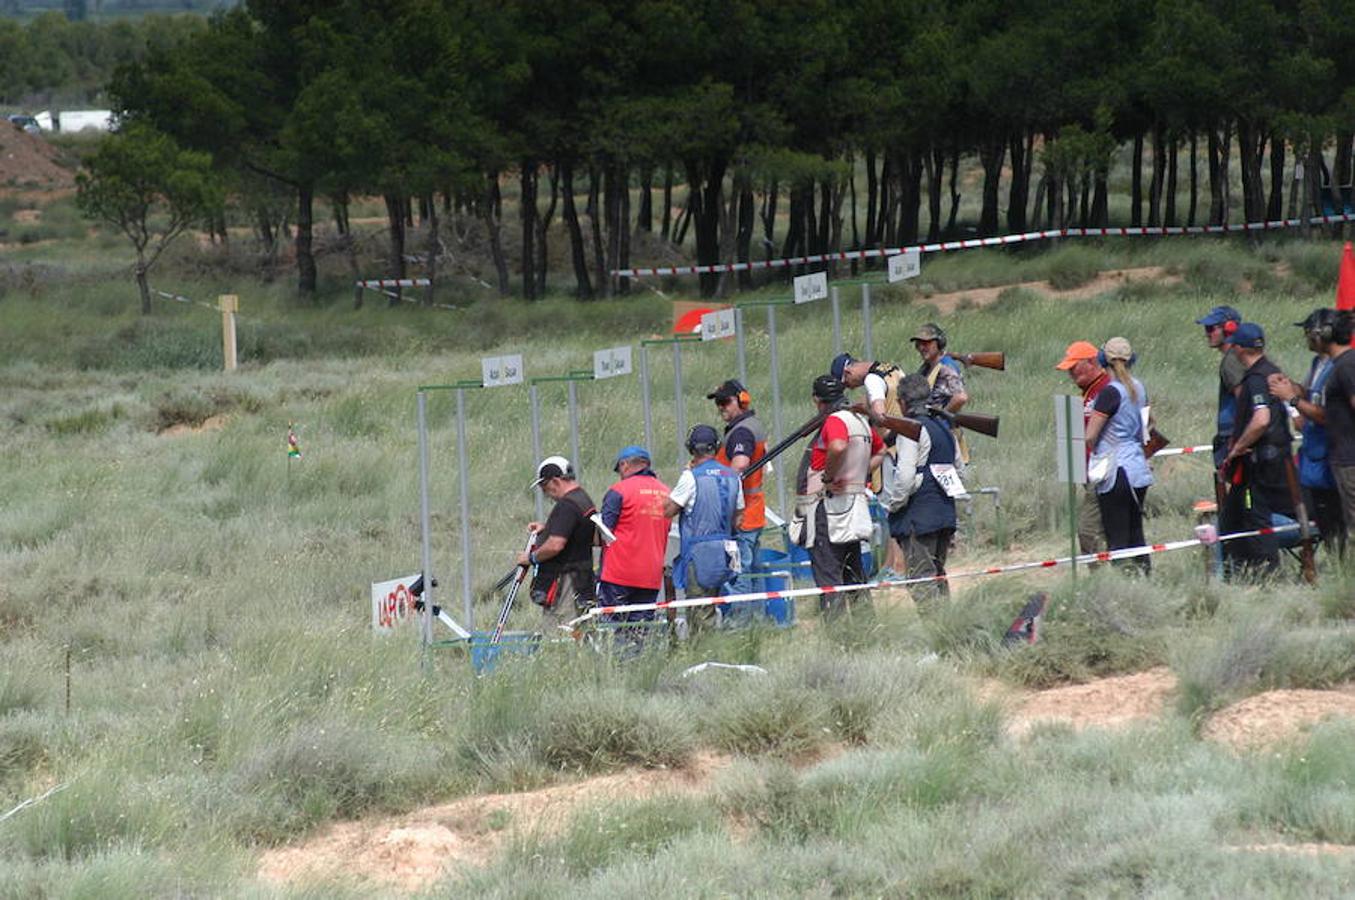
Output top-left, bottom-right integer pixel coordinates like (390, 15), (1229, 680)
(708, 379), (767, 623)
(597, 445), (671, 654)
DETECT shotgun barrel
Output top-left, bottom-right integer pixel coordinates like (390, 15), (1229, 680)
(741, 411), (827, 480)
(1143, 428), (1170, 459)
(955, 351), (1005, 371)
(866, 406), (1000, 441)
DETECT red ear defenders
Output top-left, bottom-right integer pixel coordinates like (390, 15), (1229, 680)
(737, 389), (751, 408)
(1222, 319), (1238, 337)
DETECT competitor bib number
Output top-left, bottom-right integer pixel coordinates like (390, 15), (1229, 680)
(929, 464), (967, 498)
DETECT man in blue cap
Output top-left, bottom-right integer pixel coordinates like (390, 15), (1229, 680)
(665, 424), (743, 629)
(597, 446), (671, 651)
(1218, 323), (1295, 577)
(1196, 305), (1246, 467)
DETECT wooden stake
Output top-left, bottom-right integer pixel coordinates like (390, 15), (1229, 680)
(219, 294), (238, 371)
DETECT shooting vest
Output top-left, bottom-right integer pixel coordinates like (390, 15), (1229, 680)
(672, 458), (741, 592)
(717, 411), (768, 530)
(889, 414), (957, 539)
(598, 470), (671, 590)
(1299, 356), (1336, 490)
(868, 362), (905, 419)
(790, 409), (873, 548)
(1092, 378), (1153, 495)
(923, 355), (968, 463)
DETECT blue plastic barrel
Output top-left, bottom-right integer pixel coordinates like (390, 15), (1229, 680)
(469, 631), (540, 673)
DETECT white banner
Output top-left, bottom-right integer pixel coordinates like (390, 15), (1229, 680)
(700, 308), (737, 341)
(793, 271), (828, 304)
(481, 354), (524, 387)
(593, 345), (633, 379)
(371, 574), (421, 633)
(887, 249), (921, 282)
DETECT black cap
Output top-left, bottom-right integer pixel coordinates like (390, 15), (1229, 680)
(812, 374), (845, 403)
(686, 424), (721, 453)
(706, 379), (748, 403)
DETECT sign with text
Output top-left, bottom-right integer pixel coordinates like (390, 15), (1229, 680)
(887, 250), (921, 282)
(481, 354), (524, 388)
(593, 345), (633, 379)
(371, 574), (421, 633)
(1054, 394), (1087, 484)
(793, 271), (828, 304)
(700, 308), (737, 341)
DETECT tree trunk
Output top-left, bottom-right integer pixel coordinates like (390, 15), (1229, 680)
(1032, 172), (1047, 229)
(660, 162), (674, 241)
(483, 175), (510, 297)
(926, 146), (943, 241)
(761, 178), (778, 263)
(603, 162), (621, 296)
(384, 192), (406, 307)
(424, 195), (439, 307)
(520, 161), (538, 300)
(637, 164), (653, 233)
(1148, 123), (1165, 227)
(536, 164), (558, 295)
(586, 165), (607, 297)
(1267, 131), (1285, 221)
(900, 147), (923, 245)
(805, 181), (820, 255)
(618, 165), (631, 295)
(1188, 130), (1199, 226)
(296, 183), (317, 298)
(1219, 119), (1233, 224)
(560, 160), (593, 299)
(1207, 126), (1224, 225)
(1091, 164), (1109, 226)
(781, 183), (803, 260)
(1165, 137), (1178, 226)
(978, 138), (1005, 237)
(687, 156), (728, 297)
(946, 144), (961, 235)
(873, 153), (891, 247)
(135, 256), (151, 315)
(865, 147), (878, 249)
(1130, 132), (1144, 226)
(1006, 130), (1031, 233)
(736, 178), (754, 290)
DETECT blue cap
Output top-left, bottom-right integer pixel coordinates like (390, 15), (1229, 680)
(686, 424), (720, 453)
(830, 352), (855, 381)
(1195, 305), (1242, 327)
(1230, 322), (1265, 349)
(613, 444), (651, 472)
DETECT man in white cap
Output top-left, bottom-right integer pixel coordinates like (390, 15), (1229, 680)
(519, 456), (598, 628)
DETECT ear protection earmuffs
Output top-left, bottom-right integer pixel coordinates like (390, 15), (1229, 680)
(1097, 348), (1138, 368)
(737, 388), (751, 408)
(1222, 319), (1238, 337)
(1312, 309), (1337, 343)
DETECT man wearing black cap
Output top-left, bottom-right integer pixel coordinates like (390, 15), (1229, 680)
(1268, 309), (1352, 555)
(1218, 323), (1295, 577)
(707, 379), (768, 619)
(665, 424), (744, 629)
(1196, 305), (1246, 468)
(518, 456), (598, 628)
(790, 375), (884, 619)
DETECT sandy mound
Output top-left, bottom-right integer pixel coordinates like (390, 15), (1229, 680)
(158, 414), (228, 438)
(1007, 667), (1177, 737)
(0, 124), (74, 190)
(258, 753), (730, 892)
(916, 266), (1178, 314)
(1203, 687), (1355, 751)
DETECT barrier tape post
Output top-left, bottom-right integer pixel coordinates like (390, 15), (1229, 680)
(831, 285), (842, 356)
(735, 306), (748, 386)
(674, 341), (686, 471)
(416, 391), (435, 651)
(862, 282), (874, 361)
(529, 384), (544, 520)
(455, 384), (476, 630)
(640, 344), (653, 452)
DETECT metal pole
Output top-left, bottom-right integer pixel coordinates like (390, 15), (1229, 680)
(674, 341), (686, 469)
(831, 286), (842, 356)
(529, 384), (544, 520)
(640, 345), (653, 453)
(416, 391), (434, 649)
(567, 380), (582, 485)
(768, 305), (787, 518)
(455, 388), (475, 630)
(1064, 395), (1078, 585)
(735, 307), (748, 386)
(862, 282), (874, 361)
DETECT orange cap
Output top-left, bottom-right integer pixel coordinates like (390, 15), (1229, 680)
(1054, 340), (1099, 370)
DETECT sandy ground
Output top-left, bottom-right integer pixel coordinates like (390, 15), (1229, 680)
(1004, 667), (1178, 737)
(914, 266), (1178, 314)
(0, 125), (73, 191)
(257, 753), (731, 892)
(158, 414), (228, 438)
(1203, 686), (1355, 751)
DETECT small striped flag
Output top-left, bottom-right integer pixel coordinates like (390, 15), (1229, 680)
(287, 424), (302, 460)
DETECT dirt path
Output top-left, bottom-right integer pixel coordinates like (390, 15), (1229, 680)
(257, 752), (731, 892)
(913, 266), (1178, 314)
(1203, 687), (1355, 751)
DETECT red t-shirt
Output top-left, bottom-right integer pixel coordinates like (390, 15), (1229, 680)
(810, 413), (885, 470)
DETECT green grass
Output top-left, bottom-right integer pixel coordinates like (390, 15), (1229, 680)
(7, 219), (1355, 894)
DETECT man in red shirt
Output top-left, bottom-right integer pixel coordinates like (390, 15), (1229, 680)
(791, 375), (884, 619)
(597, 445), (671, 653)
(1055, 341), (1111, 554)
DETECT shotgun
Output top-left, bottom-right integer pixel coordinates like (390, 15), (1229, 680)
(740, 411), (827, 480)
(1282, 453), (1317, 585)
(858, 404), (1000, 440)
(954, 351), (1005, 371)
(1143, 427), (1170, 459)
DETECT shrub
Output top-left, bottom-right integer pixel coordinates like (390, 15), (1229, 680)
(540, 692), (694, 773)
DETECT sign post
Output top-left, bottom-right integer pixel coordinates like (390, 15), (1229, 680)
(416, 391), (434, 650)
(1054, 394), (1086, 583)
(887, 249), (921, 283)
(219, 294), (238, 372)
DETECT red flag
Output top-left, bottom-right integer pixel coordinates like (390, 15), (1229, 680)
(1338, 241), (1355, 311)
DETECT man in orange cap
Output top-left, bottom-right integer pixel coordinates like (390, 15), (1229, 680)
(1055, 341), (1111, 554)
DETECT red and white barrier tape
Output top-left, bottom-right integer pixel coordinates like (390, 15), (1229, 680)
(564, 522), (1303, 627)
(612, 212), (1355, 278)
(1153, 444), (1213, 458)
(355, 278), (432, 288)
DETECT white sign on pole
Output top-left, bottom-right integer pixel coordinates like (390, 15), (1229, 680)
(700, 308), (737, 341)
(481, 354), (524, 387)
(593, 345), (633, 379)
(793, 271), (828, 304)
(1054, 394), (1087, 484)
(371, 574), (421, 633)
(887, 249), (922, 283)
